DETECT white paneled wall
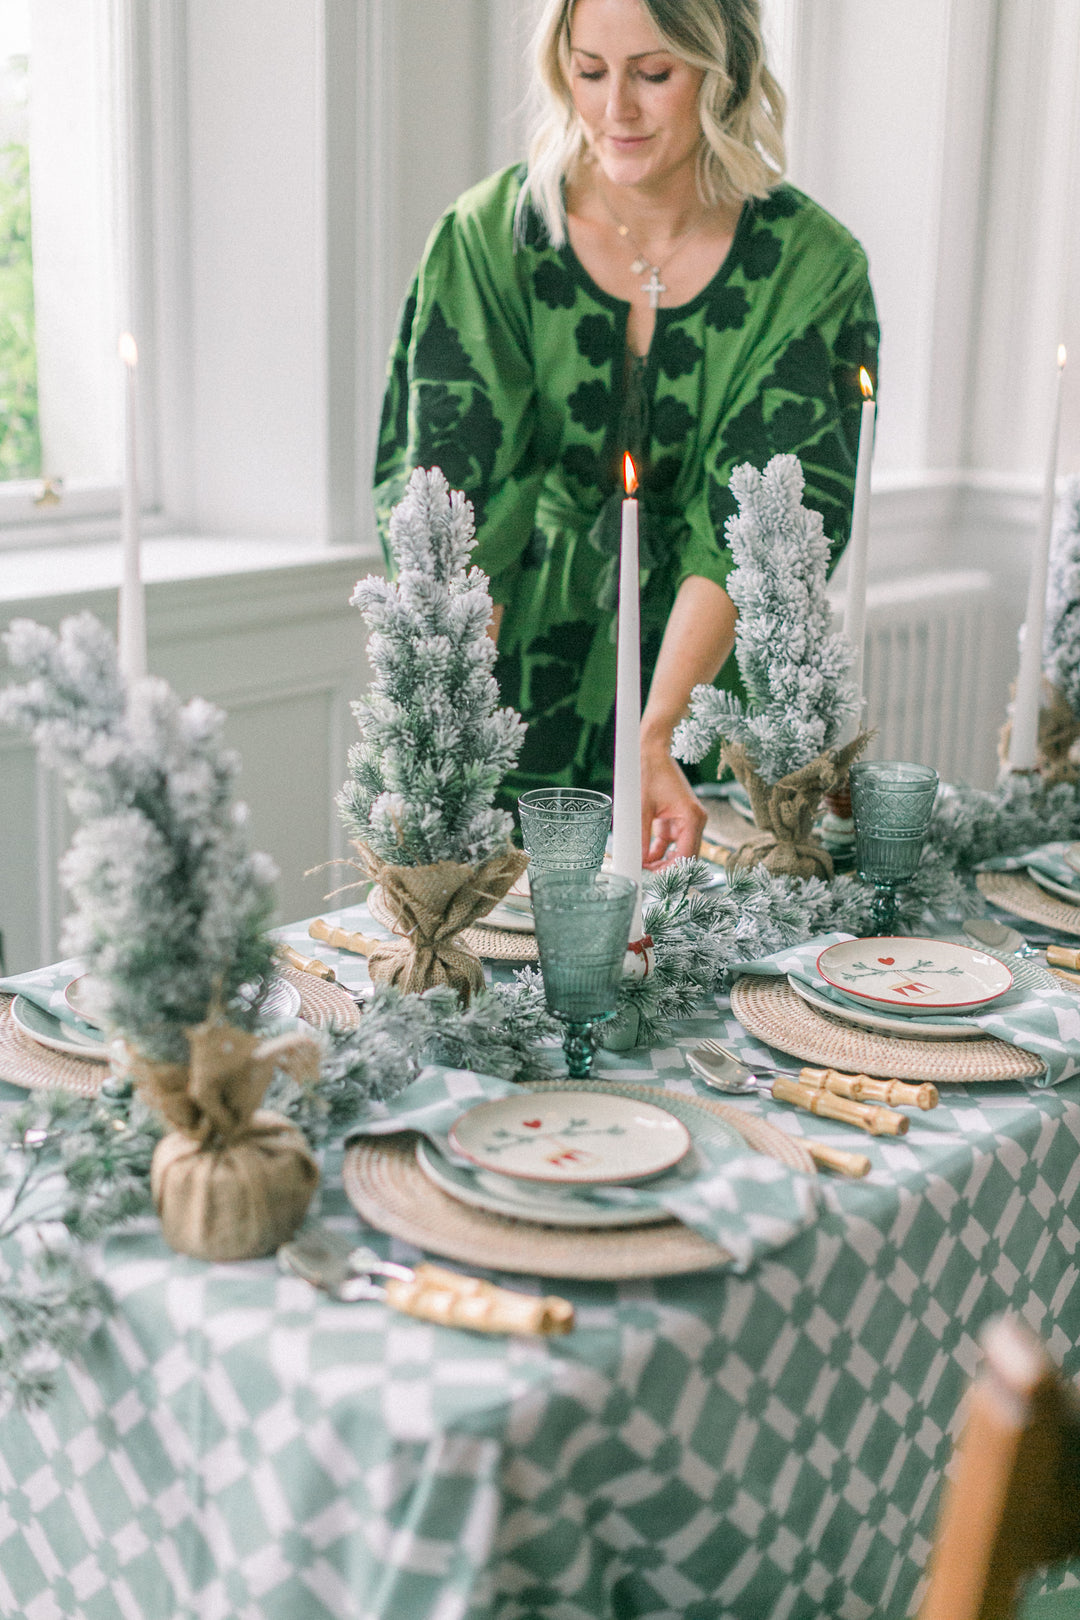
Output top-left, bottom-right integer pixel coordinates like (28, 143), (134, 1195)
(0, 551), (367, 973)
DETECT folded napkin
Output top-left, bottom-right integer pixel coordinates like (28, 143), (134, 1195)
(737, 934), (1080, 1086)
(349, 1066), (820, 1273)
(0, 958), (101, 1037)
(977, 842), (1080, 890)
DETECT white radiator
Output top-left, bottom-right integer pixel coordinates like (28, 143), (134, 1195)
(831, 569), (999, 789)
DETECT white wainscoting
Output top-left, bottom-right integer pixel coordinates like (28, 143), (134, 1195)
(0, 547), (370, 974)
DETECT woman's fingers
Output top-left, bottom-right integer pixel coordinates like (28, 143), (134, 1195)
(640, 753), (707, 868)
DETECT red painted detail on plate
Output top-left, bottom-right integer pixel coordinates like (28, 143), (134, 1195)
(893, 980), (933, 998)
(878, 957), (895, 965)
(523, 1120), (542, 1129)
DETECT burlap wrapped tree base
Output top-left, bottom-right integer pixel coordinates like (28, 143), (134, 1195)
(126, 1006), (321, 1262)
(999, 678), (1080, 786)
(723, 733), (872, 880)
(354, 842), (529, 1004)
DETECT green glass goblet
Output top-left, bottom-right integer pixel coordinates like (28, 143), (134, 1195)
(850, 761), (939, 932)
(517, 788), (612, 874)
(531, 869), (637, 1079)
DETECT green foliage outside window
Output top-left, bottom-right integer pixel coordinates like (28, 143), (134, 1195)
(0, 129), (41, 482)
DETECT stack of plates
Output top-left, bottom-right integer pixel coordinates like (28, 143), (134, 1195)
(415, 1089), (730, 1230)
(1026, 844), (1080, 905)
(789, 936), (1018, 1043)
(9, 973), (302, 1065)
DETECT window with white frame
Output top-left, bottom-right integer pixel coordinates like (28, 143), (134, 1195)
(0, 0), (127, 531)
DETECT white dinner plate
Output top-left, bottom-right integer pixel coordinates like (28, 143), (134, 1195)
(259, 976), (303, 1019)
(65, 972), (302, 1027)
(1025, 866), (1080, 908)
(64, 974), (107, 1027)
(11, 995), (110, 1062)
(415, 1140), (673, 1229)
(785, 975), (987, 1041)
(816, 937), (1013, 1012)
(480, 901), (535, 934)
(448, 1090), (692, 1185)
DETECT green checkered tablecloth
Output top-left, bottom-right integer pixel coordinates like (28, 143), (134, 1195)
(1, 904), (1079, 1619)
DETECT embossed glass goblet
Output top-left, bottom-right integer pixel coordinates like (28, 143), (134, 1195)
(850, 761), (939, 932)
(517, 788), (612, 874)
(531, 869), (637, 1079)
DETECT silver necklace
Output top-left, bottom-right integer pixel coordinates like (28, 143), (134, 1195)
(599, 194), (708, 309)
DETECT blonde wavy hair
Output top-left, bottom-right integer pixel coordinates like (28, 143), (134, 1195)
(517, 0), (786, 247)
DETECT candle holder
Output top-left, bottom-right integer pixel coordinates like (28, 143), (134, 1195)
(517, 788), (611, 874)
(531, 869), (637, 1079)
(850, 761), (939, 932)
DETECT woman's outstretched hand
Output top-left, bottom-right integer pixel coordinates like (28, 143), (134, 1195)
(641, 739), (707, 869)
(637, 574), (735, 868)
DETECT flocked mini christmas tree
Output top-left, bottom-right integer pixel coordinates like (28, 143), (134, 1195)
(673, 454), (866, 878)
(340, 467), (528, 1001)
(0, 612), (321, 1263)
(1034, 474), (1080, 782)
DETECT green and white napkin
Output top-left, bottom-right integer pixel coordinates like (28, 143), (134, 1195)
(977, 842), (1080, 891)
(349, 1066), (820, 1273)
(736, 933), (1080, 1086)
(0, 958), (99, 1036)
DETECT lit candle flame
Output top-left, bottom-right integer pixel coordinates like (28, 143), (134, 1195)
(1059, 344), (1068, 370)
(859, 366), (874, 400)
(118, 332), (138, 368)
(623, 453), (638, 496)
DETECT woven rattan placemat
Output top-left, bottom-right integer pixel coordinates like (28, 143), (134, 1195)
(975, 870), (1080, 938)
(729, 976), (1046, 1082)
(278, 966), (362, 1030)
(0, 996), (105, 1096)
(342, 1080), (814, 1280)
(0, 970), (360, 1096)
(367, 886), (539, 963)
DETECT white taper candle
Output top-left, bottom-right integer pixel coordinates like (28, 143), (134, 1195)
(841, 368), (876, 739)
(611, 453), (643, 939)
(1007, 344), (1067, 772)
(117, 332), (146, 680)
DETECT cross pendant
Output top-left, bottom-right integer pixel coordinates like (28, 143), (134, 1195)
(642, 267), (666, 308)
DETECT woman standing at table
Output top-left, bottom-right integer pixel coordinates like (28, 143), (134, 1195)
(375, 0), (879, 865)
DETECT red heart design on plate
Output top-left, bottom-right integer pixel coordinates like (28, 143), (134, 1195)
(878, 957), (895, 965)
(523, 1119), (542, 1129)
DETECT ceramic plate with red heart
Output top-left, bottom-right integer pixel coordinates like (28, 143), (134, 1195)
(815, 937), (1013, 1011)
(448, 1091), (691, 1184)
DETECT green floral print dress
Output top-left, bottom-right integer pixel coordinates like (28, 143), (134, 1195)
(374, 165), (879, 801)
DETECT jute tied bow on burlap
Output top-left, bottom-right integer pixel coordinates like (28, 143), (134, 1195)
(998, 678), (1080, 786)
(724, 733), (872, 880)
(354, 841), (529, 1004)
(128, 1004), (321, 1263)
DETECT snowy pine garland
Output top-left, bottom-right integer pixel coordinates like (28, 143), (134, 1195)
(339, 467), (525, 866)
(1043, 474), (1080, 716)
(0, 976), (558, 1408)
(673, 455), (859, 784)
(0, 613), (278, 1061)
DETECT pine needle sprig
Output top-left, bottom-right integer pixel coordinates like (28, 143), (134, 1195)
(280, 977), (558, 1145)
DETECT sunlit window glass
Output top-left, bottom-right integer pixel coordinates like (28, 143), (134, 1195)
(0, 0), (39, 483)
(0, 0), (121, 514)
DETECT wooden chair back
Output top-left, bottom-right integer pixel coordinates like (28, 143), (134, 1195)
(921, 1315), (1080, 1620)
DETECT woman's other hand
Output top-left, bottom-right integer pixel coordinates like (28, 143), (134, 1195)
(641, 735), (707, 869)
(638, 574), (736, 867)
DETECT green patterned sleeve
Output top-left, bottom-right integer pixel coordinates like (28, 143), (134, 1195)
(678, 254), (880, 593)
(372, 179), (544, 603)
